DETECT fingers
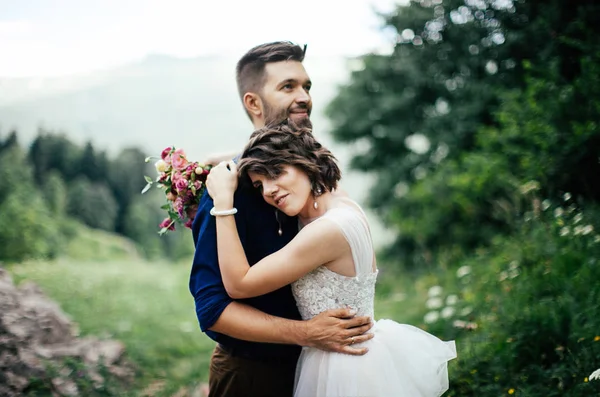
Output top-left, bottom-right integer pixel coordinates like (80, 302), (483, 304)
(348, 332), (374, 345)
(215, 160), (237, 172)
(323, 307), (357, 319)
(342, 315), (372, 329)
(339, 345), (369, 356)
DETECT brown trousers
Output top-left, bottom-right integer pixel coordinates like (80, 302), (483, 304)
(208, 344), (298, 397)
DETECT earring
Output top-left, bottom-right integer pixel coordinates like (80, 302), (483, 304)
(313, 187), (322, 210)
(275, 210), (283, 236)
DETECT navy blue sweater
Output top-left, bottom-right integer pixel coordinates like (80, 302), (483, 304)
(189, 185), (302, 360)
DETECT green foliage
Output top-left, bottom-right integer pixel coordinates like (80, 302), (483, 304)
(328, 0), (600, 268)
(67, 177), (119, 231)
(410, 204), (600, 396)
(41, 170), (68, 215)
(0, 145), (61, 262)
(107, 147), (154, 234)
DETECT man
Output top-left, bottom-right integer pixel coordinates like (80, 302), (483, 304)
(190, 41), (374, 397)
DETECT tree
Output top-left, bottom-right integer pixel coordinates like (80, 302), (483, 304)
(0, 144), (60, 262)
(326, 0), (600, 268)
(108, 147), (154, 234)
(67, 177), (119, 231)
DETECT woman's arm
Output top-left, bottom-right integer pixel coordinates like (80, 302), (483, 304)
(216, 215), (348, 299)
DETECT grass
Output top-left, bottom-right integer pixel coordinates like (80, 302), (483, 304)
(4, 221), (446, 396)
(9, 258), (215, 396)
(7, 256), (433, 396)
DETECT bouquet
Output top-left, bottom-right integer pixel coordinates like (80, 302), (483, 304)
(142, 146), (211, 235)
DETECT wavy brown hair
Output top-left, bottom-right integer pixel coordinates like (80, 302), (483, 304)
(238, 120), (341, 194)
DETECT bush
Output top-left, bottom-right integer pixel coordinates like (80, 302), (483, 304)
(416, 201), (600, 396)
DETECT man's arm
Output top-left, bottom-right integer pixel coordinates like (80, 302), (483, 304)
(210, 303), (373, 354)
(190, 191), (373, 355)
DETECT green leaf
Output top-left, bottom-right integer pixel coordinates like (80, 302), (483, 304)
(160, 204), (170, 210)
(141, 183), (152, 194)
(144, 175), (153, 183)
(145, 156), (156, 163)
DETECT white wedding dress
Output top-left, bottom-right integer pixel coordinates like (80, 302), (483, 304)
(292, 205), (457, 397)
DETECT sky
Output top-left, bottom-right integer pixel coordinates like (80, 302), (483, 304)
(0, 0), (405, 78)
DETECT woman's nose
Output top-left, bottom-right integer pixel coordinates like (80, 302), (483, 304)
(262, 181), (278, 197)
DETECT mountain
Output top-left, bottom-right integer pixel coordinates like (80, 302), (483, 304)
(0, 54), (394, 246)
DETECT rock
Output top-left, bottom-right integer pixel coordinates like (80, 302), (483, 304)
(0, 267), (134, 396)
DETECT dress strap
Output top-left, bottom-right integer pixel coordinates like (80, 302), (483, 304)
(322, 207), (375, 276)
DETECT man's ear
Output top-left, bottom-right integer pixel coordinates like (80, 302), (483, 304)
(243, 92), (263, 119)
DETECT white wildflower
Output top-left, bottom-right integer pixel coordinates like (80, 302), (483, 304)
(155, 159), (168, 173)
(499, 271), (509, 281)
(453, 320), (467, 328)
(446, 295), (459, 306)
(563, 192), (572, 201)
(541, 199), (551, 211)
(573, 213), (583, 224)
(560, 227), (570, 237)
(509, 268), (520, 279)
(441, 306), (455, 319)
(456, 265), (471, 278)
(428, 285), (443, 297)
(574, 225), (584, 235)
(426, 297), (444, 309)
(554, 207), (564, 218)
(594, 235), (600, 244)
(424, 311), (440, 324)
(590, 368), (600, 381)
(582, 225), (594, 236)
(519, 180), (540, 195)
(460, 307), (473, 316)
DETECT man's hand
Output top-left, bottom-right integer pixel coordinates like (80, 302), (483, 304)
(301, 308), (374, 355)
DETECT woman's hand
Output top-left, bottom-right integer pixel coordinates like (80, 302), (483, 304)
(206, 160), (238, 209)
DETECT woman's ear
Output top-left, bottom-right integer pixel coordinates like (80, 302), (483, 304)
(243, 92), (263, 119)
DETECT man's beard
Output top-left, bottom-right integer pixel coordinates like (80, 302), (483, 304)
(263, 101), (312, 129)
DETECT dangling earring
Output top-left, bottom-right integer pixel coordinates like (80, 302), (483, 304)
(313, 187), (322, 210)
(275, 210), (283, 236)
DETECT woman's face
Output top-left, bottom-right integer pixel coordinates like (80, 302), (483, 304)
(248, 165), (312, 217)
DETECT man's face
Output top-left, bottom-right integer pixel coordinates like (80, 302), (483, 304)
(259, 61), (312, 128)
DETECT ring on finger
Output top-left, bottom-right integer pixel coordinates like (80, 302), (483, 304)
(350, 336), (355, 345)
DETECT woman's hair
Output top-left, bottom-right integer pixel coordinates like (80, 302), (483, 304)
(238, 120), (341, 194)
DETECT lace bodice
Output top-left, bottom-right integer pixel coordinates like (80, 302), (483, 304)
(292, 206), (378, 320)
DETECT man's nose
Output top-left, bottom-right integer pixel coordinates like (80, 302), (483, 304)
(295, 87), (311, 104)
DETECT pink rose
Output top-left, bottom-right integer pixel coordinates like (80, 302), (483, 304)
(159, 218), (175, 231)
(171, 148), (187, 170)
(193, 180), (202, 191)
(161, 147), (172, 162)
(175, 177), (188, 193)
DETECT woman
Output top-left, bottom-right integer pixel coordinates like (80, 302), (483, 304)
(206, 121), (457, 397)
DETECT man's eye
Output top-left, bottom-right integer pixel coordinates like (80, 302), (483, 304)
(305, 85), (311, 92)
(282, 84), (293, 90)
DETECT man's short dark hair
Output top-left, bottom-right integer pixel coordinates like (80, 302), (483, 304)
(235, 41), (306, 116)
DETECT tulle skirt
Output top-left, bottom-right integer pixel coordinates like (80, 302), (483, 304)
(294, 319), (457, 397)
